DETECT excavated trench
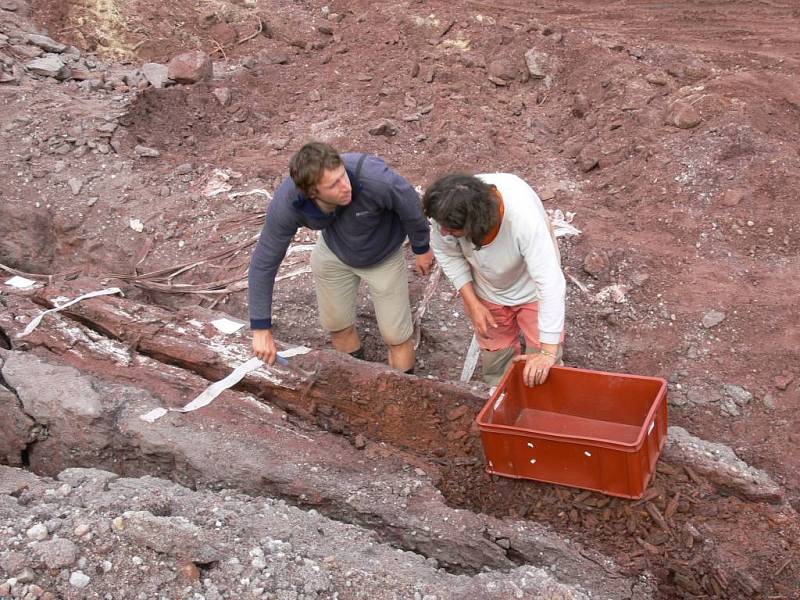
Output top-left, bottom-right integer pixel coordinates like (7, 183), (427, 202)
(0, 289), (796, 598)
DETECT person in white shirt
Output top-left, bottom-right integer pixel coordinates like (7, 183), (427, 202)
(422, 173), (566, 386)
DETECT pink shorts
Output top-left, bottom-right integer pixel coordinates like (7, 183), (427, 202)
(475, 299), (563, 352)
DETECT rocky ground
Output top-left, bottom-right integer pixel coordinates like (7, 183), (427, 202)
(1, 0), (800, 598)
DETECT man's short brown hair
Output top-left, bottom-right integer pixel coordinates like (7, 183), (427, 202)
(289, 142), (343, 196)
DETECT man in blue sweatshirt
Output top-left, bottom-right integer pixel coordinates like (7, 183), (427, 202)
(248, 142), (434, 373)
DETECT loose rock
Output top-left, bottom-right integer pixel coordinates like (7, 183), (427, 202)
(701, 310), (726, 328)
(26, 33), (66, 53)
(25, 56), (69, 80)
(582, 250), (609, 277)
(69, 571), (90, 588)
(665, 100), (702, 129)
(723, 384), (752, 406)
(719, 188), (748, 207)
(368, 119), (398, 137)
(34, 537), (79, 569)
(212, 86), (231, 107)
(167, 50), (212, 84)
(487, 59), (517, 86)
(26, 523), (48, 541)
(141, 63), (171, 89)
(67, 178), (83, 196)
(134, 145), (160, 158)
(524, 48), (552, 80)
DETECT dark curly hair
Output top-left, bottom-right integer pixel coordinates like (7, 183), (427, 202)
(289, 142), (343, 197)
(422, 174), (500, 249)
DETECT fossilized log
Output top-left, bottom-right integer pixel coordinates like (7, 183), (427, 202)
(22, 282), (487, 461)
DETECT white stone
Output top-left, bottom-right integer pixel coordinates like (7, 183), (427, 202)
(69, 571), (91, 588)
(26, 523), (48, 541)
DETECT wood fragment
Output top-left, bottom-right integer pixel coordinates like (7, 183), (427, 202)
(634, 536), (661, 555)
(626, 513), (637, 534)
(774, 558), (792, 577)
(632, 487), (661, 506)
(594, 496), (611, 508)
(439, 19), (456, 37)
(664, 492), (681, 519)
(674, 572), (702, 594)
(684, 465), (704, 485)
(655, 461), (681, 476)
(412, 264), (442, 350)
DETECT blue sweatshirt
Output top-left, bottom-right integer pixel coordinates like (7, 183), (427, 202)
(248, 153), (430, 329)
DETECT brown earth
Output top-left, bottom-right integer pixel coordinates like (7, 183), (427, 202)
(2, 0), (800, 598)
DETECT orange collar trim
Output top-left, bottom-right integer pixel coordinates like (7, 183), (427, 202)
(480, 190), (505, 246)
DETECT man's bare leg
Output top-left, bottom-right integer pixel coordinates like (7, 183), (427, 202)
(330, 325), (361, 354)
(388, 337), (415, 372)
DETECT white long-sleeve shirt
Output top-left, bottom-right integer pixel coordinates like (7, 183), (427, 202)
(430, 173), (566, 344)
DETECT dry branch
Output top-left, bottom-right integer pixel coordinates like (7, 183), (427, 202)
(412, 265), (442, 349)
(237, 18), (263, 45)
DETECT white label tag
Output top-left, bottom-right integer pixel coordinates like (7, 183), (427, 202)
(5, 276), (37, 289)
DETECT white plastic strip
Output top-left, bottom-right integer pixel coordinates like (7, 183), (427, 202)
(17, 287), (123, 338)
(278, 346), (311, 358)
(459, 334), (480, 382)
(5, 276), (37, 289)
(275, 266), (311, 282)
(211, 318), (245, 334)
(139, 346), (312, 423)
(180, 356), (263, 412)
(140, 357), (263, 423)
(228, 188), (272, 199)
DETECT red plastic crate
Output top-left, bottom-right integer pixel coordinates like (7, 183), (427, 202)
(475, 363), (668, 499)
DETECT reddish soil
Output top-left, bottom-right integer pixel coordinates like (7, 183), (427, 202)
(2, 0), (800, 598)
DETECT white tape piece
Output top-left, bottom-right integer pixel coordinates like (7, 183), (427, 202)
(181, 356), (263, 412)
(17, 287), (123, 338)
(138, 346), (313, 424)
(211, 318), (245, 335)
(277, 346), (311, 359)
(139, 357), (264, 422)
(493, 392), (506, 411)
(275, 266), (312, 282)
(140, 407), (168, 423)
(228, 188), (272, 200)
(138, 346), (314, 423)
(460, 333), (480, 382)
(5, 276), (37, 289)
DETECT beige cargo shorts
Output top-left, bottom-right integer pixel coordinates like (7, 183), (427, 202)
(310, 236), (413, 346)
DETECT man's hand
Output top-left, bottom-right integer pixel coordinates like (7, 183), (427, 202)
(414, 249), (435, 275)
(253, 329), (277, 365)
(513, 349), (558, 387)
(465, 300), (497, 338)
(459, 282), (497, 338)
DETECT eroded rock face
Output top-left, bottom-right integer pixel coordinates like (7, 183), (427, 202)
(0, 203), (57, 273)
(0, 383), (34, 466)
(664, 426), (784, 504)
(1, 352), (118, 474)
